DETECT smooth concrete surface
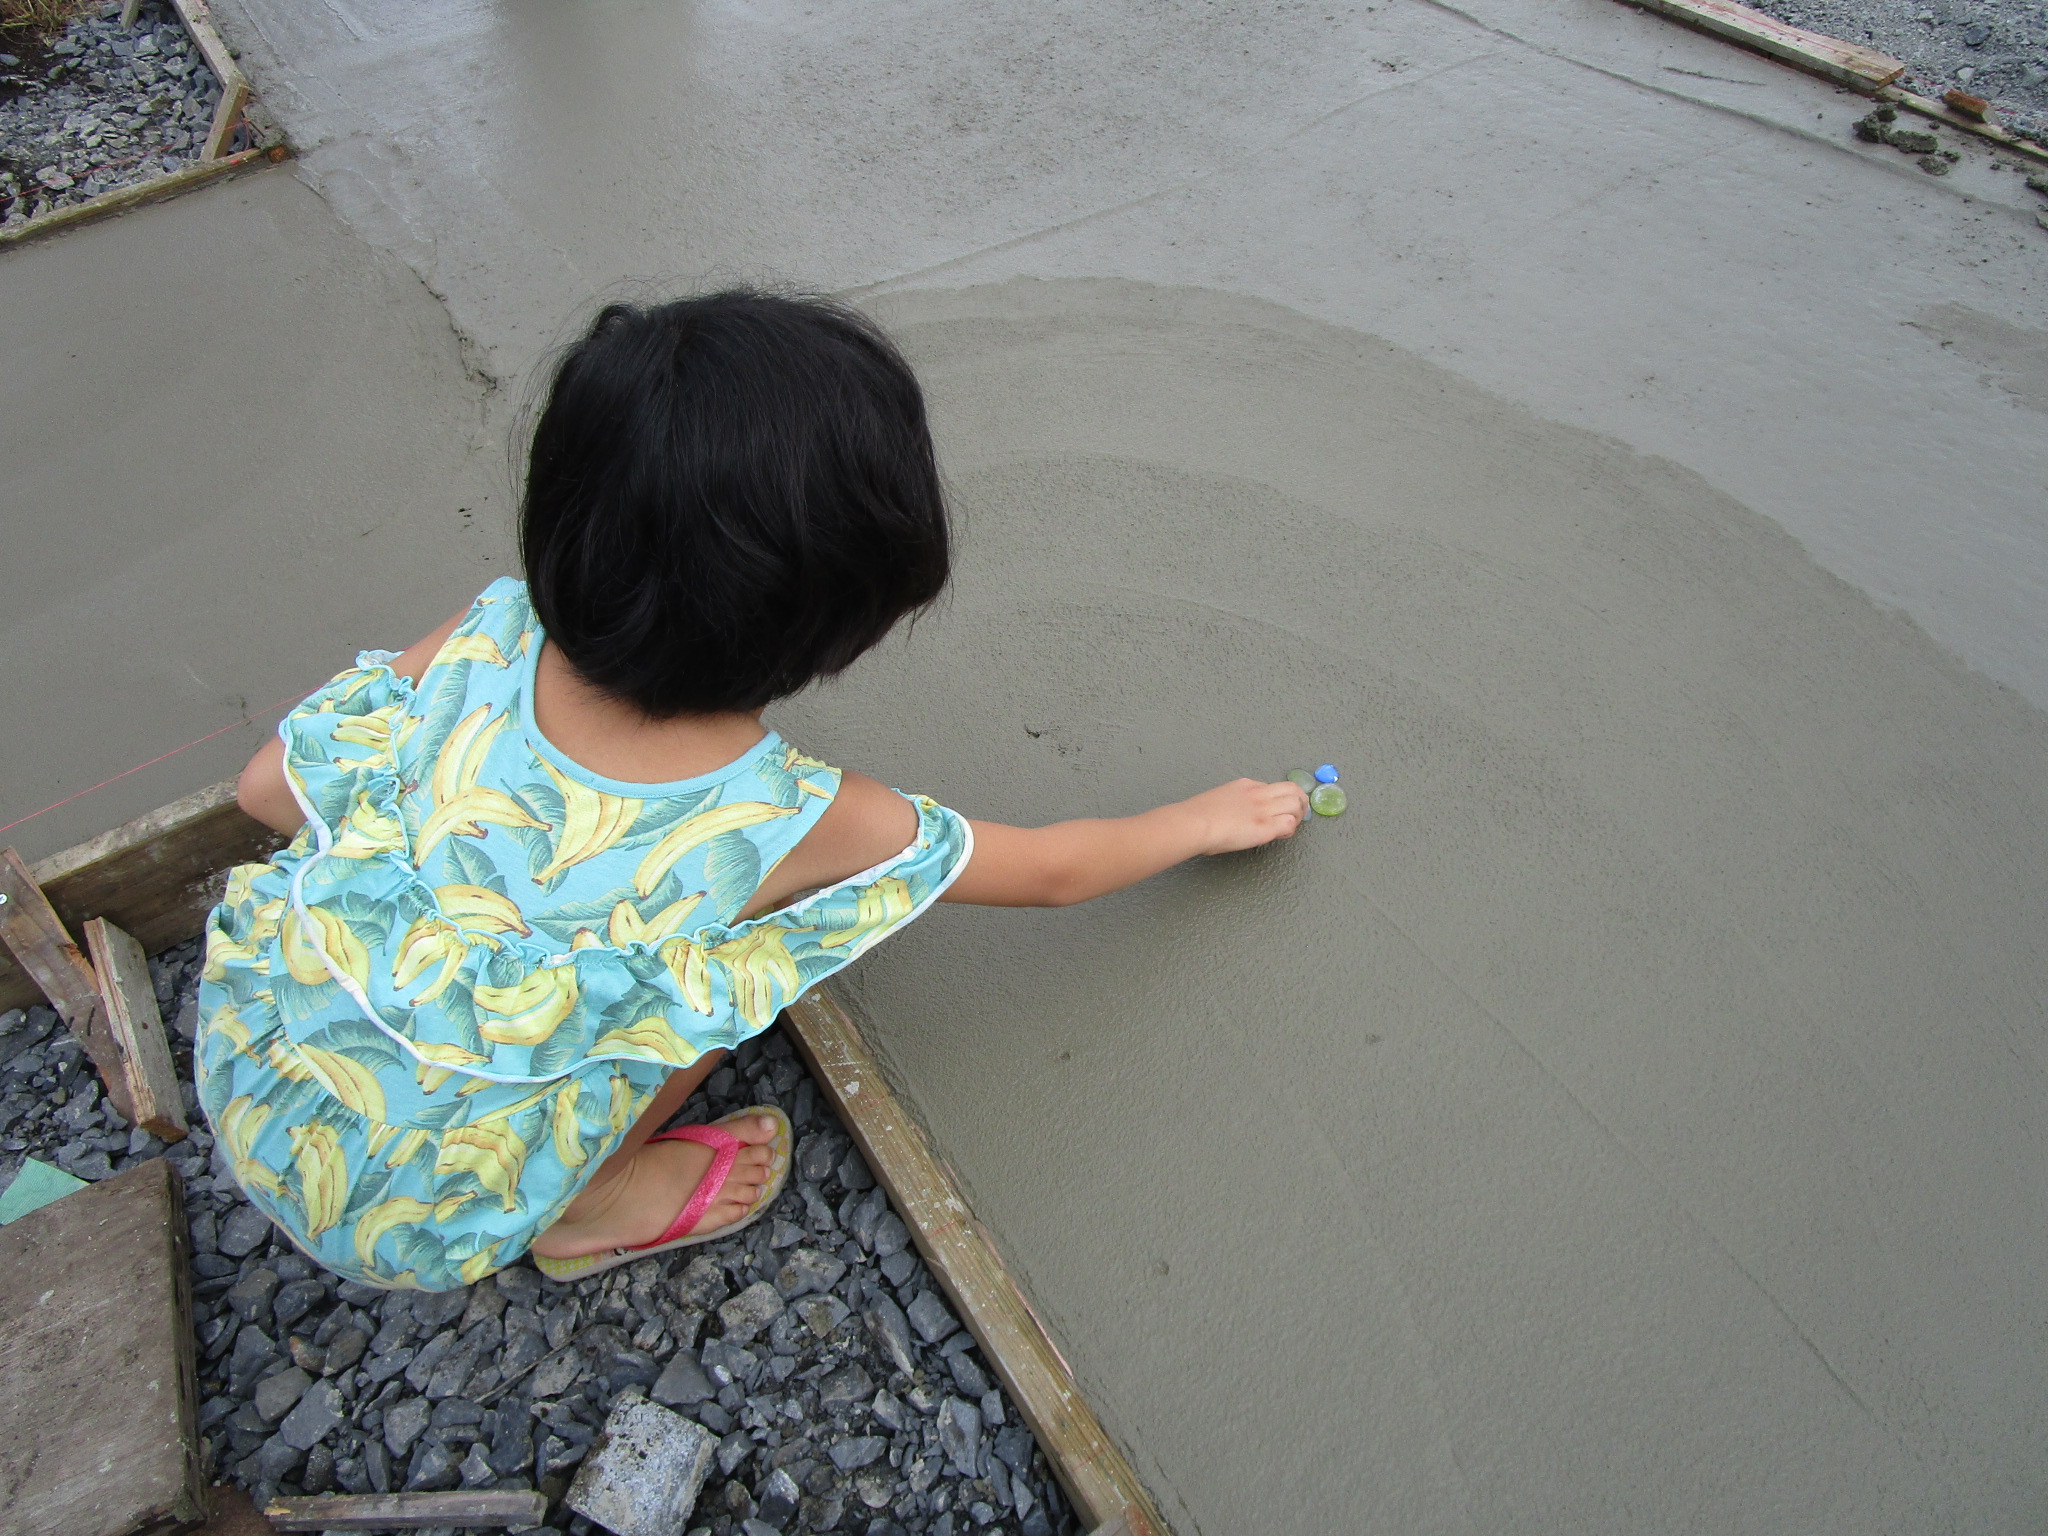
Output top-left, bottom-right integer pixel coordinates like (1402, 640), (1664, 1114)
(0, 168), (505, 859)
(212, 0), (2048, 709)
(4, 3), (2047, 1532)
(784, 278), (2048, 1534)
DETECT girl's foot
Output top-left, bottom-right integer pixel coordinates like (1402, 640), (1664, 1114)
(530, 1114), (781, 1260)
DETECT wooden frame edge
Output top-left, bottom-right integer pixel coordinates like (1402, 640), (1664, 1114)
(785, 989), (1172, 1536)
(0, 146), (282, 251)
(1628, 0), (2048, 165)
(1626, 0), (1905, 91)
(165, 0), (255, 162)
(0, 779), (279, 1013)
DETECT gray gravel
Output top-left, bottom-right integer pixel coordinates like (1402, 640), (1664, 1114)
(1742, 0), (2048, 143)
(0, 0), (226, 227)
(0, 940), (1079, 1536)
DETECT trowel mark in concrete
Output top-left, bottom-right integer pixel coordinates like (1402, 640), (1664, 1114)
(776, 278), (2048, 1536)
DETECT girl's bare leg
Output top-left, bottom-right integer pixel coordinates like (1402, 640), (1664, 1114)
(530, 1048), (780, 1259)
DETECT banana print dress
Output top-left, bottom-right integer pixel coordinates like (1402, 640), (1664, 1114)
(195, 577), (971, 1291)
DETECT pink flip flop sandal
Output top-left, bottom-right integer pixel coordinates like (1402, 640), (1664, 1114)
(533, 1105), (792, 1283)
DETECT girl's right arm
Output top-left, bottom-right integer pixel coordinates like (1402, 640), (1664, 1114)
(942, 778), (1310, 907)
(746, 773), (1309, 917)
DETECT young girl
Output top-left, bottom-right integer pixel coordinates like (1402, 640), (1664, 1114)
(198, 291), (1309, 1290)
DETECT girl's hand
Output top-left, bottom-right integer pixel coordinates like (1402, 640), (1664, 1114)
(1180, 777), (1312, 854)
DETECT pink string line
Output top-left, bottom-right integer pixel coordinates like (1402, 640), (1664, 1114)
(0, 688), (311, 838)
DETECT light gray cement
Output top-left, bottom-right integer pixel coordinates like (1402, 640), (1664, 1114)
(212, 0), (2048, 708)
(788, 278), (2048, 1534)
(0, 168), (505, 859)
(4, 3), (2048, 1532)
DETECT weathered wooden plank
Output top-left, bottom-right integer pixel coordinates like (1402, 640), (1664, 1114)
(0, 1158), (205, 1536)
(260, 1490), (551, 1530)
(1627, 0), (1905, 91)
(86, 918), (191, 1143)
(0, 148), (281, 251)
(0, 781), (280, 1014)
(784, 989), (1170, 1536)
(0, 845), (102, 1024)
(0, 846), (135, 1120)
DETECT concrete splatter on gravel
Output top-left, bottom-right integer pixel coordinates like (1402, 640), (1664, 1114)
(0, 941), (1078, 1536)
(1743, 0), (2048, 143)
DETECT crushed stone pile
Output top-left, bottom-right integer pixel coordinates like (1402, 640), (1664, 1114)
(0, 0), (223, 226)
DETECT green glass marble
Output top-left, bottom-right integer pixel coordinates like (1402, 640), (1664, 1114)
(1287, 769), (1318, 792)
(1310, 783), (1347, 817)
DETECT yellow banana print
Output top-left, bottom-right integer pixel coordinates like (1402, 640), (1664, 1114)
(430, 705), (501, 807)
(607, 1070), (637, 1137)
(412, 1040), (491, 1095)
(708, 926), (801, 1031)
(608, 891), (705, 948)
(222, 864), (265, 910)
(330, 702), (402, 755)
(393, 916), (470, 1004)
(219, 1095), (285, 1195)
(821, 877), (916, 952)
(551, 1081), (588, 1168)
(591, 1016), (700, 1067)
(570, 929), (604, 950)
(437, 633), (512, 667)
(382, 1128), (432, 1169)
(534, 759), (641, 884)
(204, 899), (284, 983)
(265, 1038), (317, 1083)
(365, 1122), (403, 1159)
(329, 793), (407, 859)
(459, 1243), (504, 1284)
(298, 1045), (388, 1121)
(416, 707), (548, 858)
(434, 1191), (475, 1221)
(473, 966), (579, 1046)
(633, 801), (800, 898)
(468, 1080), (557, 1126)
(435, 1122), (527, 1211)
(282, 904), (372, 991)
(657, 936), (715, 1015)
(353, 1195), (435, 1267)
(435, 884), (530, 937)
(208, 1005), (253, 1059)
(288, 1122), (349, 1236)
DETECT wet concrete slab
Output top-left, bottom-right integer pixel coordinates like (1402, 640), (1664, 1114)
(5, 4), (2048, 1533)
(789, 278), (2048, 1535)
(0, 168), (506, 860)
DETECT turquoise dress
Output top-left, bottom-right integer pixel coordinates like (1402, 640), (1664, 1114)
(195, 578), (971, 1290)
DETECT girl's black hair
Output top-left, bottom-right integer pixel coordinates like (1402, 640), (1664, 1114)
(520, 290), (950, 717)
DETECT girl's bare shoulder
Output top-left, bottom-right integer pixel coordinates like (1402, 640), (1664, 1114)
(742, 767), (918, 918)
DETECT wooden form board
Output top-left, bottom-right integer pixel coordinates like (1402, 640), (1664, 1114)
(261, 1490), (549, 1530)
(1626, 0), (1905, 91)
(0, 845), (134, 1122)
(85, 917), (191, 1142)
(786, 990), (1172, 1536)
(165, 0), (253, 160)
(0, 1157), (205, 1536)
(0, 780), (279, 1014)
